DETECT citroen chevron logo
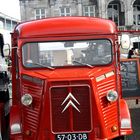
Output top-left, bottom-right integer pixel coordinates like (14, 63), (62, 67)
(61, 92), (80, 113)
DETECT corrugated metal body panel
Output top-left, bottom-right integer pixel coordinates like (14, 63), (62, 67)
(97, 76), (119, 135)
(21, 78), (43, 138)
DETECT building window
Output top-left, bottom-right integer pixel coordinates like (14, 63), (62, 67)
(0, 17), (4, 29)
(6, 19), (11, 31)
(83, 6), (95, 17)
(60, 7), (71, 16)
(35, 8), (46, 19)
(108, 4), (119, 26)
(12, 21), (18, 29)
(133, 5), (140, 25)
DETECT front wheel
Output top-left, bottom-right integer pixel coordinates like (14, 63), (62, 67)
(113, 136), (136, 140)
(0, 103), (9, 140)
(113, 136), (124, 140)
(0, 90), (9, 103)
(0, 103), (6, 140)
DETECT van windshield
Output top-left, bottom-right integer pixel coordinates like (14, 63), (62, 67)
(22, 39), (112, 68)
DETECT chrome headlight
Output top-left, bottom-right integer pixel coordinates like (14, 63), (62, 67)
(106, 90), (118, 102)
(21, 94), (33, 106)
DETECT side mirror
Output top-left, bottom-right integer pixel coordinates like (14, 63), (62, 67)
(120, 34), (130, 50)
(3, 44), (10, 57)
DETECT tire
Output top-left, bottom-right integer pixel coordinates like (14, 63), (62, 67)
(113, 136), (124, 140)
(0, 103), (5, 140)
(0, 90), (9, 103)
(4, 90), (9, 103)
(113, 136), (136, 140)
(0, 104), (9, 140)
(0, 90), (10, 140)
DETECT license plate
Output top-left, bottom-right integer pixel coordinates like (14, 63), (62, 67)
(56, 133), (88, 140)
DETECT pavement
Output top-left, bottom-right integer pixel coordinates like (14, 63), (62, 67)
(126, 99), (140, 140)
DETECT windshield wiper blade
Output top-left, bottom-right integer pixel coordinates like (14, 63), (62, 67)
(72, 60), (93, 68)
(34, 62), (55, 70)
(27, 61), (55, 70)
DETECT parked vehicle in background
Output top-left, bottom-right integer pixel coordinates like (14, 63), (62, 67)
(2, 17), (133, 140)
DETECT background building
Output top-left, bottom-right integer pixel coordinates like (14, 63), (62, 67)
(0, 0), (20, 45)
(0, 0), (20, 44)
(0, 12), (19, 46)
(0, 13), (19, 31)
(19, 0), (140, 30)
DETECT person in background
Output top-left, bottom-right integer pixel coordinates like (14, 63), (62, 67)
(128, 47), (140, 58)
(135, 48), (140, 56)
(127, 47), (135, 58)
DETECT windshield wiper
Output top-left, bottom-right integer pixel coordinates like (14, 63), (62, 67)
(27, 61), (55, 70)
(72, 60), (93, 68)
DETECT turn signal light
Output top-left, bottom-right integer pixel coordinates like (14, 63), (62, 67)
(111, 125), (118, 132)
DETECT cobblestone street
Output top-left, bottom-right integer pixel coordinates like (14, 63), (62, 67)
(126, 99), (140, 139)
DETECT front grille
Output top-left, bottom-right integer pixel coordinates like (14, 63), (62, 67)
(50, 85), (91, 133)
